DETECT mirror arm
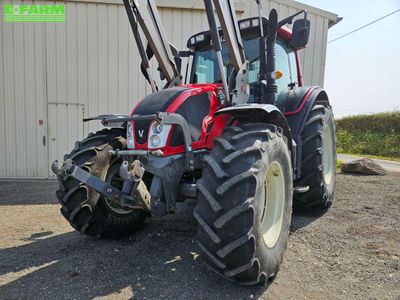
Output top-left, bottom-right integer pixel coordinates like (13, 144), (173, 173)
(277, 10), (307, 29)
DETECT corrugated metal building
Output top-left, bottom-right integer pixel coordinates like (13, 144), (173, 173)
(0, 0), (339, 178)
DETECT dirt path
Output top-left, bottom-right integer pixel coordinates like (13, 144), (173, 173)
(0, 173), (399, 299)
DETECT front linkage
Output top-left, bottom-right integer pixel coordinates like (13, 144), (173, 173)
(52, 111), (201, 217)
(52, 159), (151, 211)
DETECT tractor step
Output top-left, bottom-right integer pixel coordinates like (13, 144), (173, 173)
(293, 185), (310, 194)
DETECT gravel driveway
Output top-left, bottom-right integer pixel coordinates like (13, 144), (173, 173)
(0, 173), (399, 299)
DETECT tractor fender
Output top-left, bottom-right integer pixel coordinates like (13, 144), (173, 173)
(214, 103), (293, 160)
(281, 86), (331, 178)
(282, 86), (330, 142)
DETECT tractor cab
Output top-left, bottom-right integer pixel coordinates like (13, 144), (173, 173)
(186, 17), (300, 105)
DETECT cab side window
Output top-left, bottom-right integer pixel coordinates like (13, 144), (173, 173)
(195, 56), (216, 83)
(288, 51), (298, 86)
(248, 60), (260, 84)
(275, 43), (291, 94)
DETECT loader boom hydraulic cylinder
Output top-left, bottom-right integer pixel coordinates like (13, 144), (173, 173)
(123, 0), (157, 92)
(208, 0), (250, 105)
(204, 0), (230, 105)
(124, 0), (182, 89)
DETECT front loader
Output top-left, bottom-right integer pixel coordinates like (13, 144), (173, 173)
(52, 0), (336, 285)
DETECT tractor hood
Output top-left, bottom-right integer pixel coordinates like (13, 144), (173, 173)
(132, 87), (190, 145)
(130, 84), (225, 154)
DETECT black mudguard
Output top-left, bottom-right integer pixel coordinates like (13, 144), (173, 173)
(215, 104), (294, 164)
(281, 86), (331, 178)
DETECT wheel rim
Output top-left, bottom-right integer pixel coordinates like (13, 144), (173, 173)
(260, 161), (285, 248)
(104, 163), (132, 215)
(322, 124), (335, 186)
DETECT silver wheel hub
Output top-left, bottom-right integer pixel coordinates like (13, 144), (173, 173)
(322, 124), (335, 186)
(260, 161), (285, 248)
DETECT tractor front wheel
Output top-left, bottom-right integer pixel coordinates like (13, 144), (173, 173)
(55, 128), (148, 238)
(194, 123), (293, 285)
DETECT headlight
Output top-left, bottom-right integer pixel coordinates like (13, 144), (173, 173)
(195, 34), (205, 42)
(153, 123), (163, 134)
(127, 122), (135, 149)
(148, 122), (172, 149)
(239, 20), (251, 29)
(149, 135), (161, 148)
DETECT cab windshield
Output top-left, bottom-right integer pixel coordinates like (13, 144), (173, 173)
(191, 38), (260, 86)
(191, 37), (295, 103)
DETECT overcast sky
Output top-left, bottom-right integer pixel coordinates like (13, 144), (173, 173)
(296, 0), (400, 119)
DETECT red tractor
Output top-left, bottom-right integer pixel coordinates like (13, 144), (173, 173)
(52, 0), (336, 285)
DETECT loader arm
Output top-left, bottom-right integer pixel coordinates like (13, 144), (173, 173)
(212, 0), (246, 72)
(124, 0), (182, 88)
(204, 0), (250, 105)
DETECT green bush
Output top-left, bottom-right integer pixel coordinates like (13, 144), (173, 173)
(335, 111), (400, 158)
(335, 111), (400, 135)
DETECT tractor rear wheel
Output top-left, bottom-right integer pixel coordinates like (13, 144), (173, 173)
(194, 123), (293, 285)
(55, 128), (148, 238)
(294, 104), (337, 210)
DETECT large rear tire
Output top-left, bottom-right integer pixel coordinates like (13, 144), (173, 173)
(194, 123), (293, 285)
(294, 104), (337, 210)
(55, 128), (147, 238)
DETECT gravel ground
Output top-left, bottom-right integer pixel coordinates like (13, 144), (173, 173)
(0, 173), (399, 299)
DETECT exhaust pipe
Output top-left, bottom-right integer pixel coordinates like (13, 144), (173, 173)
(265, 9), (278, 105)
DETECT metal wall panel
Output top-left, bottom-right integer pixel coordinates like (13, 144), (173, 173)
(0, 0), (336, 177)
(43, 1), (213, 138)
(0, 0), (48, 178)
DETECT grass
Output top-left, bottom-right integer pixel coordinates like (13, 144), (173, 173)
(336, 160), (343, 170)
(336, 111), (400, 160)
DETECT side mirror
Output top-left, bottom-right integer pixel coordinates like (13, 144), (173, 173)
(290, 19), (310, 50)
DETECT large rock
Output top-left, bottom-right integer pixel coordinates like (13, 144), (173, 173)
(341, 158), (388, 175)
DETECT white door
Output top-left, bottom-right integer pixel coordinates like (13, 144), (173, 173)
(48, 103), (85, 178)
